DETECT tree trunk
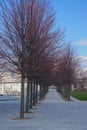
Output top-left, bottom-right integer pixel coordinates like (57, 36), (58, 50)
(30, 79), (33, 109)
(67, 84), (71, 101)
(39, 85), (42, 100)
(25, 77), (30, 112)
(35, 83), (38, 103)
(33, 80), (36, 106)
(20, 75), (25, 119)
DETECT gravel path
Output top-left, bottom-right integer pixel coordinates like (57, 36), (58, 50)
(0, 88), (87, 130)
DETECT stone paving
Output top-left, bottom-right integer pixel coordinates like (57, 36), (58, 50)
(0, 89), (87, 130)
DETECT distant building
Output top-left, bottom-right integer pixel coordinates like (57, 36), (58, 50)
(0, 72), (21, 95)
(72, 70), (87, 91)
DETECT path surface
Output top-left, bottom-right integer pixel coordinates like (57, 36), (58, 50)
(0, 95), (20, 101)
(0, 89), (87, 130)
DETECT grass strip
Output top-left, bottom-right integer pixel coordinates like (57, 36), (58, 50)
(71, 91), (87, 101)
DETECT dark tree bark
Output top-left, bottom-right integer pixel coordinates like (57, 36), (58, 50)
(25, 77), (30, 113)
(33, 80), (36, 106)
(20, 75), (25, 119)
(30, 80), (33, 109)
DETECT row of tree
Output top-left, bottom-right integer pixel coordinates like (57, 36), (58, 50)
(0, 0), (79, 119)
(56, 45), (79, 100)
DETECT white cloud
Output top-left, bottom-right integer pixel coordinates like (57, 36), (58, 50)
(79, 56), (87, 70)
(76, 39), (87, 46)
(79, 56), (87, 60)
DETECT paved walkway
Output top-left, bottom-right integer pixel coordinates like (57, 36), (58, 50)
(44, 89), (64, 102)
(0, 89), (87, 130)
(0, 95), (20, 101)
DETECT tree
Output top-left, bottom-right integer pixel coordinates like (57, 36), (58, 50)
(56, 44), (80, 100)
(0, 0), (34, 118)
(23, 0), (64, 111)
(0, 0), (64, 118)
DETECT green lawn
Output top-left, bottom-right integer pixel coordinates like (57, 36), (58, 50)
(71, 91), (87, 101)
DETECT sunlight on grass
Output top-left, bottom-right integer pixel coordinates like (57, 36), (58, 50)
(71, 91), (87, 101)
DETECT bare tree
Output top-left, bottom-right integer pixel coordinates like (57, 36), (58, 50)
(56, 44), (80, 100)
(0, 0), (33, 118)
(0, 0), (64, 118)
(23, 0), (64, 112)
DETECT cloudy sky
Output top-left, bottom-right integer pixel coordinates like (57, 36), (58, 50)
(50, 0), (87, 69)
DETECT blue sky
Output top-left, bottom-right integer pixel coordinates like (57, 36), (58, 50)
(0, 0), (87, 69)
(50, 0), (87, 57)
